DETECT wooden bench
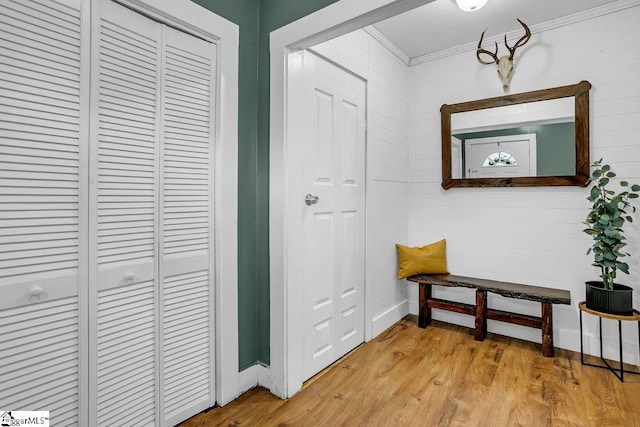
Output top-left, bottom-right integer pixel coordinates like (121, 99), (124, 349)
(406, 274), (571, 357)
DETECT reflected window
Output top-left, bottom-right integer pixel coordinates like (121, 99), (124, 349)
(483, 151), (518, 167)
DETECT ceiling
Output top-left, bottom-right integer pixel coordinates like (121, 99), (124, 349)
(373, 0), (619, 59)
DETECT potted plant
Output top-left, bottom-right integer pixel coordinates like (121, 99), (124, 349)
(583, 159), (640, 315)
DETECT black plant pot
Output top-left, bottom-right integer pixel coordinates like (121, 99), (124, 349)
(585, 281), (634, 315)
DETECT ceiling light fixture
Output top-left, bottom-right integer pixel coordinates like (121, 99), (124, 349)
(455, 0), (488, 12)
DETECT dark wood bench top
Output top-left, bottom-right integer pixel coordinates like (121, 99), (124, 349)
(407, 274), (571, 305)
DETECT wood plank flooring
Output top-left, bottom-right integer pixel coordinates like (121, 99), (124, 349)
(180, 316), (640, 427)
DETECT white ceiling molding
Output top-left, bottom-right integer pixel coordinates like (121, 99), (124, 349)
(363, 25), (411, 65)
(409, 0), (640, 66)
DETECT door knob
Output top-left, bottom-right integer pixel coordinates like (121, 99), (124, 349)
(29, 286), (43, 297)
(304, 194), (319, 206)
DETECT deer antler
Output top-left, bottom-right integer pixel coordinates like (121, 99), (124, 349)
(475, 19), (532, 92)
(506, 19), (531, 60)
(476, 29), (499, 64)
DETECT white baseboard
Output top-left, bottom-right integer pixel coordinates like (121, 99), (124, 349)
(372, 299), (410, 337)
(570, 329), (640, 367)
(219, 363), (270, 407)
(257, 364), (272, 391)
(407, 281), (418, 315)
(409, 300), (418, 315)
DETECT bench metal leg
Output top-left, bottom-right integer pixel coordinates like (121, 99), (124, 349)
(418, 283), (432, 328)
(475, 290), (487, 341)
(541, 302), (554, 357)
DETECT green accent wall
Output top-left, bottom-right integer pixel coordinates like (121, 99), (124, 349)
(190, 0), (261, 371)
(454, 122), (576, 177)
(191, 0), (339, 370)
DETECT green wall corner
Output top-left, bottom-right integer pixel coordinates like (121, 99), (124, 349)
(191, 0), (339, 371)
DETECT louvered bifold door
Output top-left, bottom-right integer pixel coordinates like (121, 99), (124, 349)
(90, 1), (217, 426)
(90, 1), (161, 425)
(0, 0), (86, 425)
(160, 26), (216, 426)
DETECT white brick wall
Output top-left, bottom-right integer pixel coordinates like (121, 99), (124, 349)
(312, 28), (411, 339)
(409, 5), (640, 363)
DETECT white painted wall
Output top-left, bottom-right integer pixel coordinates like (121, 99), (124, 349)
(409, 5), (640, 364)
(311, 27), (411, 340)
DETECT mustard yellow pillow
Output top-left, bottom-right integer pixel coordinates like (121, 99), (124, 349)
(396, 239), (449, 280)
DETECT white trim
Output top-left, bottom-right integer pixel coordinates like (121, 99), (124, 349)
(281, 0), (436, 52)
(363, 25), (410, 65)
(237, 364), (259, 392)
(78, 2), (91, 425)
(408, 282), (419, 314)
(115, 0), (240, 408)
(409, 0), (640, 65)
(114, 0), (221, 41)
(257, 364), (273, 390)
(372, 299), (410, 337)
(269, 0), (434, 400)
(238, 364), (268, 393)
(236, 364), (272, 394)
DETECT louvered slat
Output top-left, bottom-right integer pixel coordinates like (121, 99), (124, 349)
(0, 0), (80, 290)
(162, 38), (212, 257)
(163, 271), (210, 417)
(97, 281), (156, 426)
(96, 12), (158, 274)
(0, 297), (79, 426)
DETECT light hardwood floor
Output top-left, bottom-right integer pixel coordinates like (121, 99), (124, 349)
(181, 316), (640, 426)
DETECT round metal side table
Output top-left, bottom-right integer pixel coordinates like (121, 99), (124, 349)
(579, 301), (640, 382)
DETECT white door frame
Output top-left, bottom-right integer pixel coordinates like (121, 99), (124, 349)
(451, 136), (463, 179)
(268, 0), (434, 399)
(114, 0), (239, 406)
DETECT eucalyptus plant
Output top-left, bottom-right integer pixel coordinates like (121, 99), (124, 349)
(583, 159), (640, 289)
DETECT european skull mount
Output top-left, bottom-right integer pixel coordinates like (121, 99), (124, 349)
(476, 19), (532, 92)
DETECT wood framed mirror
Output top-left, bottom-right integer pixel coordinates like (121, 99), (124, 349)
(441, 81), (591, 189)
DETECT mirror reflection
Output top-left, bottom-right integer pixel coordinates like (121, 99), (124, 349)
(440, 81), (591, 189)
(451, 98), (575, 179)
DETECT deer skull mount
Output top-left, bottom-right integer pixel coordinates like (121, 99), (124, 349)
(477, 19), (531, 92)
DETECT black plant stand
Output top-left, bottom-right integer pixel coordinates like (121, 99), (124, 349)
(579, 301), (640, 382)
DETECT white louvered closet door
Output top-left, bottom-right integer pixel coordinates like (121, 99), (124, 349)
(91, 1), (216, 426)
(0, 0), (86, 425)
(91, 1), (160, 425)
(160, 27), (216, 427)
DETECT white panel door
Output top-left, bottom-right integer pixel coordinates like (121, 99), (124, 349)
(465, 134), (537, 178)
(0, 0), (85, 425)
(289, 51), (366, 380)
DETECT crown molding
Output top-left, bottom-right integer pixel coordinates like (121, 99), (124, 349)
(364, 25), (411, 65)
(409, 0), (640, 66)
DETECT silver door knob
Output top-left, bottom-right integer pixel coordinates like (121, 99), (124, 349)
(29, 286), (43, 297)
(304, 194), (319, 206)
